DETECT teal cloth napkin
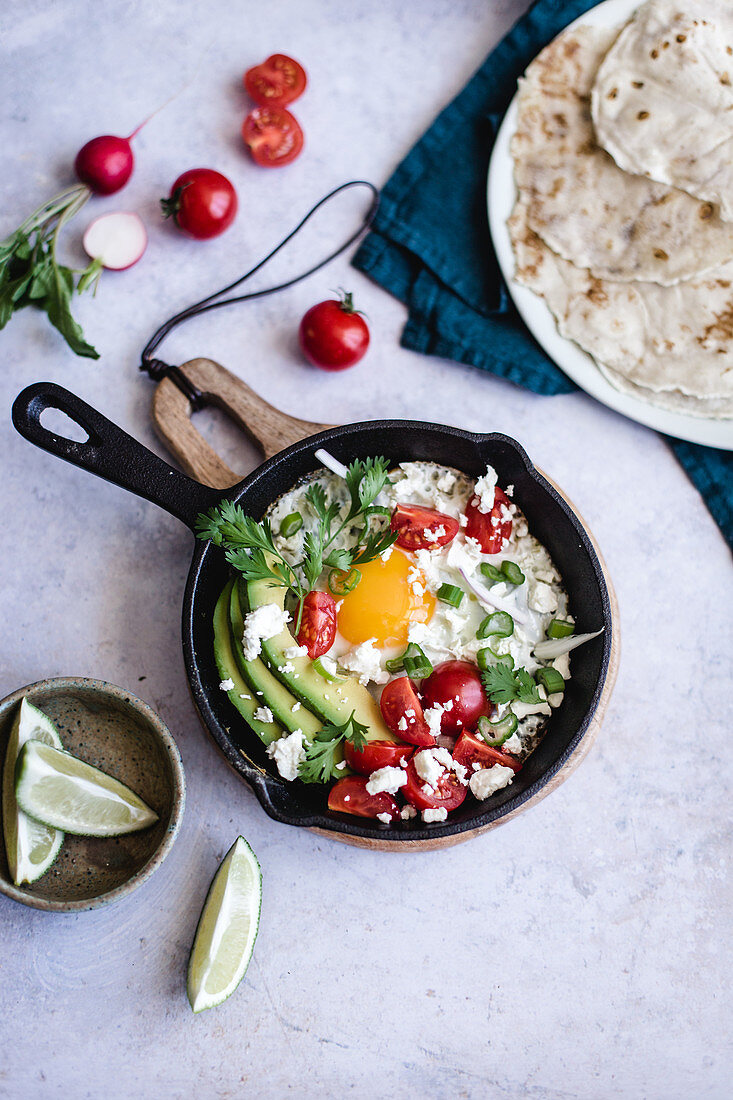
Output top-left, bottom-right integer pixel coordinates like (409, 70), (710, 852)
(353, 0), (733, 549)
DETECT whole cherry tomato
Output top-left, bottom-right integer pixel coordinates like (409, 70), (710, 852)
(296, 590), (337, 659)
(401, 756), (467, 814)
(464, 487), (513, 554)
(390, 505), (459, 551)
(242, 106), (304, 167)
(420, 660), (493, 735)
(299, 292), (370, 371)
(343, 740), (413, 776)
(452, 730), (522, 775)
(244, 54), (307, 108)
(327, 776), (399, 821)
(161, 168), (238, 240)
(379, 678), (435, 747)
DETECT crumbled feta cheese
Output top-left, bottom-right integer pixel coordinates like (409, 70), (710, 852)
(339, 639), (389, 685)
(502, 733), (523, 756)
(505, 484), (514, 497)
(239, 693), (251, 700)
(380, 545), (394, 562)
(401, 804), (417, 820)
(528, 581), (559, 614)
(469, 764), (514, 800)
(473, 466), (498, 514)
(335, 760), (347, 771)
(422, 807), (448, 823)
(437, 471), (456, 492)
(219, 678), (235, 692)
(459, 513), (468, 528)
(452, 760), (468, 785)
(284, 645), (308, 660)
(443, 699), (453, 712)
(422, 524), (446, 543)
(291, 701), (301, 713)
(277, 662), (296, 674)
(253, 705), (274, 725)
(266, 729), (307, 780)
(414, 747), (452, 787)
(376, 812), (393, 825)
(241, 603), (291, 661)
(367, 766), (408, 795)
(397, 716), (408, 731)
(422, 705), (445, 740)
(405, 709), (415, 718)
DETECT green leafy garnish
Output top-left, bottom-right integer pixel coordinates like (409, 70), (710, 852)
(195, 457), (399, 622)
(481, 664), (542, 706)
(0, 186), (101, 358)
(298, 712), (368, 785)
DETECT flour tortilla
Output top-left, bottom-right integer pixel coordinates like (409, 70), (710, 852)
(512, 24), (733, 286)
(508, 194), (733, 418)
(592, 0), (733, 221)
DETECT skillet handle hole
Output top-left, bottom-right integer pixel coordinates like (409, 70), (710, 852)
(39, 407), (91, 444)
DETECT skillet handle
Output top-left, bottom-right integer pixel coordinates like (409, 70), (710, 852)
(12, 382), (223, 530)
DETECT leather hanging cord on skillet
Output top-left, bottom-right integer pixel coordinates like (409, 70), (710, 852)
(140, 179), (379, 406)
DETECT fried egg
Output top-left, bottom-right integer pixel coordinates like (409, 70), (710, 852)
(336, 549), (435, 648)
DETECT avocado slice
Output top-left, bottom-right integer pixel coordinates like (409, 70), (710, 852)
(213, 580), (284, 746)
(241, 576), (396, 743)
(228, 580), (322, 740)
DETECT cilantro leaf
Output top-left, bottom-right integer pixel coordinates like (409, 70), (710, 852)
(480, 664), (519, 705)
(344, 456), (390, 518)
(481, 664), (542, 706)
(298, 711), (368, 784)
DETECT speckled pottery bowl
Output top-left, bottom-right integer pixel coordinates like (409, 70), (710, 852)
(0, 678), (185, 911)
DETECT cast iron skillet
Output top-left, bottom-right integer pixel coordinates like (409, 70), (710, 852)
(12, 382), (614, 848)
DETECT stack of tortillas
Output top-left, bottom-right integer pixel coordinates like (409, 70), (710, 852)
(509, 0), (733, 419)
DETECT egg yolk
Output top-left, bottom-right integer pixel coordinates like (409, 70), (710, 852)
(336, 550), (435, 647)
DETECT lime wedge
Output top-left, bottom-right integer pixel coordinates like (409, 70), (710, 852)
(187, 836), (262, 1013)
(15, 740), (158, 836)
(2, 699), (65, 885)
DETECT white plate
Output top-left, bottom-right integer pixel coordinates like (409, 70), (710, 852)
(487, 0), (733, 450)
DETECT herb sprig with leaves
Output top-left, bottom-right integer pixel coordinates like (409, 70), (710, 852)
(481, 664), (542, 706)
(195, 456), (398, 629)
(298, 711), (368, 784)
(0, 186), (101, 358)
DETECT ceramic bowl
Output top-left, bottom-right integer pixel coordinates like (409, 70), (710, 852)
(0, 677), (185, 911)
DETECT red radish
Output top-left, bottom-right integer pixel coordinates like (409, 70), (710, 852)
(75, 135), (135, 195)
(82, 212), (147, 270)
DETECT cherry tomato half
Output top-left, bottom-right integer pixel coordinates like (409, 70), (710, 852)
(242, 106), (303, 167)
(380, 678), (435, 747)
(452, 730), (522, 775)
(343, 739), (413, 776)
(390, 505), (459, 551)
(296, 590), (337, 659)
(161, 168), (238, 240)
(402, 756), (467, 813)
(420, 660), (493, 735)
(299, 293), (370, 371)
(464, 487), (513, 554)
(327, 776), (399, 821)
(244, 54), (307, 108)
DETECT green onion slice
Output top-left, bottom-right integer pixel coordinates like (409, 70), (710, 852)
(365, 505), (391, 517)
(477, 712), (518, 745)
(437, 583), (464, 608)
(313, 657), (342, 682)
(477, 648), (514, 671)
(386, 643), (432, 680)
(328, 567), (361, 596)
(535, 667), (565, 695)
(548, 618), (575, 639)
(501, 560), (525, 586)
(477, 611), (514, 640)
(479, 562), (504, 586)
(279, 512), (303, 537)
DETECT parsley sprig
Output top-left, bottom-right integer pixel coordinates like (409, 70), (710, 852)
(298, 711), (368, 784)
(195, 456), (398, 628)
(481, 664), (542, 706)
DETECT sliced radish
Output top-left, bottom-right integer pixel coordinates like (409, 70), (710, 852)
(82, 212), (147, 270)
